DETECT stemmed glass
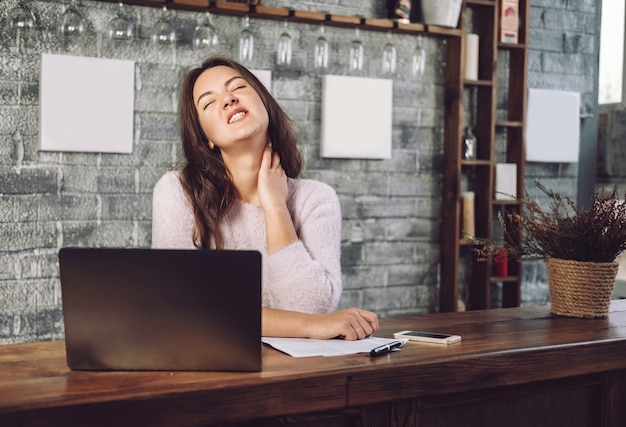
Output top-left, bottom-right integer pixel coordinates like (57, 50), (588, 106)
(313, 24), (329, 70)
(381, 32), (397, 76)
(238, 16), (254, 65)
(192, 12), (218, 51)
(151, 6), (176, 46)
(411, 35), (426, 77)
(59, 0), (87, 43)
(348, 27), (364, 73)
(276, 20), (292, 66)
(106, 2), (135, 42)
(6, 1), (37, 53)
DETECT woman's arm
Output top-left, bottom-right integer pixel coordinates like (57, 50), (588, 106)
(257, 145), (298, 252)
(152, 171), (195, 249)
(262, 306), (379, 340)
(263, 182), (343, 313)
(258, 146), (343, 313)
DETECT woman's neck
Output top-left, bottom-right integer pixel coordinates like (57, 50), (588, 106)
(232, 171), (259, 204)
(222, 149), (263, 205)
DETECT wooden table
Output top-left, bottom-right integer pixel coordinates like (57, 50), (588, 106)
(2, 301), (626, 427)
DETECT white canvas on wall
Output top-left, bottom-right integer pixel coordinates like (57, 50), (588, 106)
(526, 88), (580, 162)
(320, 75), (392, 159)
(40, 54), (135, 154)
(251, 69), (272, 92)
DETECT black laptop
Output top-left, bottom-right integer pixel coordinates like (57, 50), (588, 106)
(58, 247), (262, 372)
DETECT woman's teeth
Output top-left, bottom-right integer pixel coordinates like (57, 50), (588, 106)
(229, 112), (246, 124)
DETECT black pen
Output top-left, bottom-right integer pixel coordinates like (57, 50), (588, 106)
(369, 340), (403, 357)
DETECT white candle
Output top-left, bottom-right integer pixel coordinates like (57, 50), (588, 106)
(461, 191), (475, 237)
(464, 33), (479, 81)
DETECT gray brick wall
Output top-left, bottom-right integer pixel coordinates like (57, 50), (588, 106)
(0, 0), (596, 343)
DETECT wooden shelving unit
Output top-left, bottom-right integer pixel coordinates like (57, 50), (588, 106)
(440, 0), (529, 312)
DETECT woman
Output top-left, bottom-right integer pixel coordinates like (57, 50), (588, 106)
(152, 56), (378, 340)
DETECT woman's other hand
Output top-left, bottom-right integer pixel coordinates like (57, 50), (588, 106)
(262, 307), (380, 341)
(308, 308), (379, 341)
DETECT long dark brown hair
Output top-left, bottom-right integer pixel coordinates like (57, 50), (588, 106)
(178, 56), (303, 249)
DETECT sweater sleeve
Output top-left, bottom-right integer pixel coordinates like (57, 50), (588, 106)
(151, 171), (195, 249)
(264, 181), (342, 314)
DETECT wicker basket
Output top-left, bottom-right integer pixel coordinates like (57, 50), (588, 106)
(546, 258), (619, 318)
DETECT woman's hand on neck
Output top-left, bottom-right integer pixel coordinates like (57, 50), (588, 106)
(257, 144), (298, 252)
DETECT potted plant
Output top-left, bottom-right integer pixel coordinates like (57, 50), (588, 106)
(476, 181), (626, 318)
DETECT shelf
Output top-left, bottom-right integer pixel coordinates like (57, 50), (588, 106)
(462, 159), (491, 167)
(360, 18), (394, 31)
(425, 26), (463, 37)
(496, 120), (524, 128)
(440, 0), (528, 313)
(490, 276), (520, 284)
(464, 79), (494, 87)
(465, 0), (497, 6)
(492, 199), (522, 206)
(498, 42), (527, 50)
(252, 5), (291, 20)
(98, 0), (462, 36)
(460, 238), (476, 246)
(208, 0), (249, 14)
(290, 10), (326, 23)
(325, 13), (360, 27)
(396, 21), (426, 33)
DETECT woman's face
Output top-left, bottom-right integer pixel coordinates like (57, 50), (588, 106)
(193, 65), (269, 152)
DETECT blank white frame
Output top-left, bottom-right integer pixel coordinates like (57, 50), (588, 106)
(320, 75), (393, 159)
(40, 54), (135, 154)
(526, 88), (580, 163)
(250, 69), (272, 93)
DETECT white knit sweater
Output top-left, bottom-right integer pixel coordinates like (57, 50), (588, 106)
(152, 171), (342, 314)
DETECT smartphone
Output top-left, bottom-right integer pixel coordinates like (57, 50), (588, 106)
(393, 330), (461, 345)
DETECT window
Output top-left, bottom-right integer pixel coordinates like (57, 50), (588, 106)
(599, 0), (626, 106)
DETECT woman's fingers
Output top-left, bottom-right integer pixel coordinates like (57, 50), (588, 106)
(261, 144), (283, 171)
(345, 308), (378, 340)
(313, 308), (379, 341)
(260, 144), (273, 170)
(271, 152), (282, 170)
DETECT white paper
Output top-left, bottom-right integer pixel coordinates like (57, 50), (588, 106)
(320, 75), (393, 159)
(40, 54), (135, 154)
(262, 336), (406, 358)
(526, 88), (580, 162)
